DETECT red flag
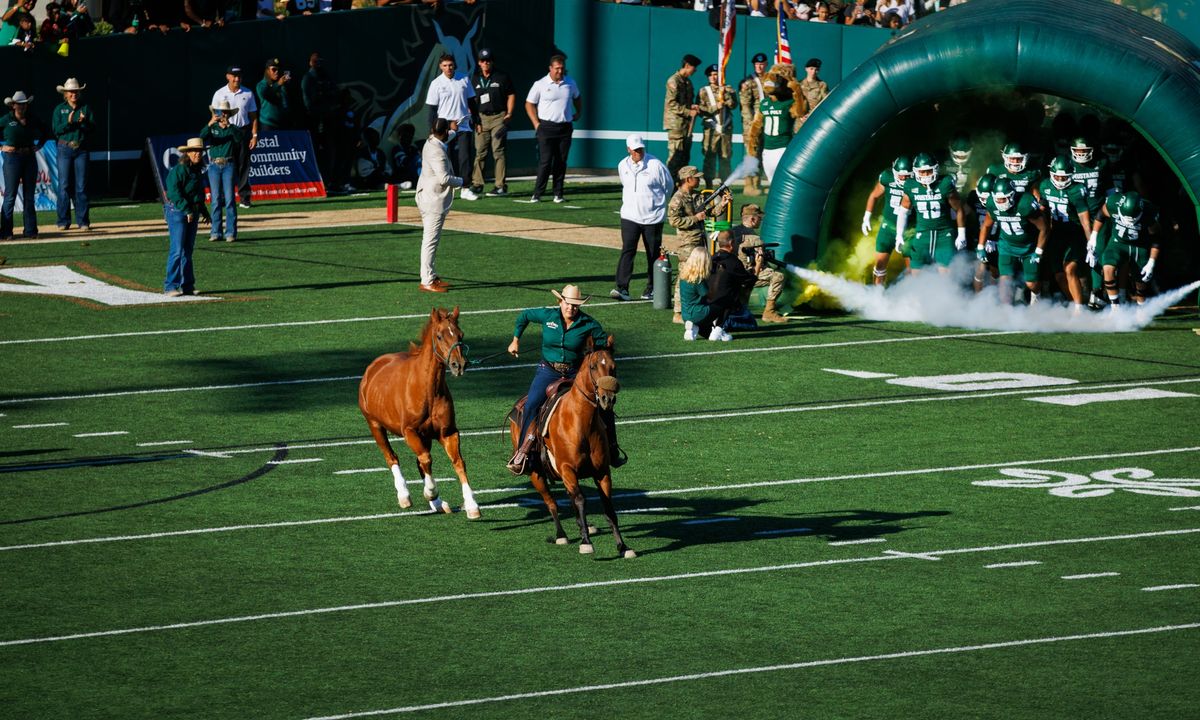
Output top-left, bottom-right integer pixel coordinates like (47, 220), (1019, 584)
(717, 0), (736, 87)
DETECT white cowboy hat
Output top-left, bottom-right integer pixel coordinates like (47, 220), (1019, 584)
(56, 78), (86, 93)
(551, 284), (590, 306)
(208, 99), (239, 116)
(4, 91), (33, 107)
(177, 137), (206, 152)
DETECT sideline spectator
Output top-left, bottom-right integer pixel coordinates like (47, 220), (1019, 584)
(184, 0), (235, 27)
(211, 65), (258, 207)
(144, 0), (189, 32)
(525, 53), (580, 203)
(388, 122), (418, 189)
(663, 53), (700, 185)
(52, 78), (94, 231)
(40, 2), (66, 43)
(679, 247), (721, 341)
(0, 0), (34, 46)
(12, 10), (35, 50)
(162, 138), (210, 297)
(706, 230), (756, 339)
(1, 91), (49, 240)
(200, 99), (243, 242)
(809, 1), (831, 21)
(470, 47), (514, 197)
(415, 118), (463, 293)
(875, 0), (911, 24)
(301, 52), (339, 185)
(881, 9), (903, 28)
(425, 53), (477, 199)
(611, 133), (673, 302)
(697, 63), (735, 190)
(354, 125), (385, 189)
(257, 57), (292, 130)
(731, 204), (788, 322)
(64, 0), (93, 37)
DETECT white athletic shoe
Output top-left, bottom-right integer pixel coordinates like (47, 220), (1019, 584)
(683, 321), (697, 341)
(461, 187), (479, 201)
(708, 326), (732, 342)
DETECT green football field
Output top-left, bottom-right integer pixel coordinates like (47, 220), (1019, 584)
(2, 187), (1199, 719)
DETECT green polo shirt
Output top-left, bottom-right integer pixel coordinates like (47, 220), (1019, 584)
(200, 122), (244, 161)
(51, 102), (95, 148)
(165, 162), (207, 216)
(513, 306), (609, 366)
(0, 111), (49, 149)
(256, 78), (289, 130)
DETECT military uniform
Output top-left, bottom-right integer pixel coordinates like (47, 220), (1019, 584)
(697, 71), (735, 189)
(798, 77), (828, 116)
(663, 68), (696, 183)
(666, 167), (721, 315)
(738, 64), (766, 195)
(730, 219), (787, 322)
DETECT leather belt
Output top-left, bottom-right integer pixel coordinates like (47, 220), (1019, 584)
(210, 157), (229, 166)
(547, 361), (574, 374)
(57, 140), (81, 149)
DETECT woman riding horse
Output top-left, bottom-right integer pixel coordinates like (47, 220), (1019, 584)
(506, 284), (625, 475)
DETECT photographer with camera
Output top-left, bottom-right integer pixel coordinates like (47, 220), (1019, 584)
(706, 230), (758, 341)
(730, 203), (788, 323)
(258, 58), (292, 132)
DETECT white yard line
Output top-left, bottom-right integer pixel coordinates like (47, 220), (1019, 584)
(136, 440), (194, 447)
(302, 622), (1200, 719)
(1168, 506), (1200, 512)
(12, 422), (68, 428)
(985, 561), (1043, 569)
(2, 528), (1196, 647)
(5, 445), (1199, 553)
(1141, 584), (1198, 592)
(1062, 572), (1121, 580)
(266, 458), (323, 465)
(72, 431), (129, 438)
(829, 538), (886, 546)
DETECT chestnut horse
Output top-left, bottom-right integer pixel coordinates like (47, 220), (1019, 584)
(358, 306), (480, 519)
(509, 335), (635, 558)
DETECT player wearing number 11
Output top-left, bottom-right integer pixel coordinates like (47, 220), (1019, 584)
(895, 152), (966, 273)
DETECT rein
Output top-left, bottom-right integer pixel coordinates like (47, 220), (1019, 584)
(467, 349), (509, 367)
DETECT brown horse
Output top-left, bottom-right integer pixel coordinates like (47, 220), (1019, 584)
(509, 335), (635, 558)
(358, 306), (480, 519)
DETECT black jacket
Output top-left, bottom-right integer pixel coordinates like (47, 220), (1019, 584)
(707, 249), (756, 305)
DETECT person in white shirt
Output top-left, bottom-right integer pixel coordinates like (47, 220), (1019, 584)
(524, 54), (581, 203)
(415, 118), (464, 293)
(211, 65), (259, 208)
(425, 53), (478, 200)
(611, 134), (673, 302)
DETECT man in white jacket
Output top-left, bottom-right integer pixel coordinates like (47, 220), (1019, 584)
(416, 118), (464, 293)
(611, 134), (674, 302)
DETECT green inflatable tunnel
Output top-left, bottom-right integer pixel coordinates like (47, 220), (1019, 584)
(761, 0), (1200, 265)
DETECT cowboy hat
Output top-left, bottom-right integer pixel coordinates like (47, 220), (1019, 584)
(209, 99), (239, 116)
(56, 78), (86, 93)
(177, 137), (206, 152)
(551, 284), (590, 306)
(4, 91), (33, 107)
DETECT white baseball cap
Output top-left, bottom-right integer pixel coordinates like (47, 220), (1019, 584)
(626, 134), (645, 150)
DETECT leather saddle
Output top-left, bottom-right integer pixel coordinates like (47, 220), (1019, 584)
(509, 379), (573, 476)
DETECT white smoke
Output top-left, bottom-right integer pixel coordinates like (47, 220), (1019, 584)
(785, 257), (1199, 333)
(725, 155), (760, 185)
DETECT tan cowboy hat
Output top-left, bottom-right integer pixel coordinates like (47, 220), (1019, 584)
(209, 99), (239, 116)
(4, 91), (33, 107)
(56, 78), (86, 93)
(177, 137), (206, 152)
(551, 284), (590, 305)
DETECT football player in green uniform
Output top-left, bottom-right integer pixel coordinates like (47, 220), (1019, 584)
(979, 177), (1049, 305)
(895, 152), (966, 273)
(970, 173), (999, 293)
(985, 142), (1043, 202)
(941, 132), (978, 193)
(861, 155), (913, 285)
(1094, 190), (1160, 306)
(1039, 155), (1092, 308)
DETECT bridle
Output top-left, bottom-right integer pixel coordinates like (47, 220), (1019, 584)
(575, 349), (616, 407)
(433, 325), (468, 368)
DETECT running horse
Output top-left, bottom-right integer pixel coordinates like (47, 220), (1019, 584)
(508, 335), (635, 558)
(358, 306), (481, 519)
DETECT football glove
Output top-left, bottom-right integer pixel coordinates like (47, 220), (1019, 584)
(1141, 258), (1156, 282)
(984, 240), (997, 255)
(955, 227), (967, 251)
(861, 211), (873, 237)
(975, 246), (987, 263)
(1032, 247), (1043, 265)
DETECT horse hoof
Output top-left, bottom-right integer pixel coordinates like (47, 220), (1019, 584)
(423, 488), (439, 502)
(555, 537), (569, 546)
(623, 549), (638, 559)
(466, 507), (482, 520)
(587, 525), (599, 535)
(398, 496), (413, 509)
(579, 543), (594, 555)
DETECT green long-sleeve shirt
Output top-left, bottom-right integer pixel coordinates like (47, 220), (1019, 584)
(256, 78), (289, 130)
(164, 161), (208, 217)
(51, 102), (95, 148)
(200, 121), (244, 161)
(513, 306), (609, 366)
(0, 111), (49, 149)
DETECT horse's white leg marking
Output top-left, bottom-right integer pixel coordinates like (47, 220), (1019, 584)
(461, 484), (481, 519)
(391, 465), (412, 509)
(422, 474), (439, 501)
(426, 475), (453, 514)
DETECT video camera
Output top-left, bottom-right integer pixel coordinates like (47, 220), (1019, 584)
(742, 242), (782, 267)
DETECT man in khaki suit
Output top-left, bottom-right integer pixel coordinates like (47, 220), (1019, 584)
(416, 118), (464, 293)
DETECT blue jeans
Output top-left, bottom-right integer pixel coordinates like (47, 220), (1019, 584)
(519, 361), (576, 439)
(1, 152), (38, 238)
(163, 205), (198, 292)
(206, 161), (237, 239)
(55, 143), (89, 228)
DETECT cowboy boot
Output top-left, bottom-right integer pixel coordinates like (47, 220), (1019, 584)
(761, 298), (788, 323)
(507, 431), (539, 475)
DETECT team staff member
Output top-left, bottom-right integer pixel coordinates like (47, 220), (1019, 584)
(470, 47), (514, 197)
(1, 90), (49, 241)
(505, 285), (622, 475)
(51, 77), (94, 232)
(211, 65), (259, 209)
(162, 138), (210, 297)
(737, 52), (768, 196)
(663, 53), (701, 185)
(611, 133), (673, 302)
(415, 118), (464, 294)
(525, 54), (581, 203)
(425, 52), (477, 198)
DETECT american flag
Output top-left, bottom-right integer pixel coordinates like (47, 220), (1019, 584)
(717, 0), (736, 87)
(775, 2), (792, 64)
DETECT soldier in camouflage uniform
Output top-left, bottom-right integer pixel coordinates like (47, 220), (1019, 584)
(738, 52), (768, 196)
(730, 204), (788, 323)
(667, 165), (728, 323)
(697, 64), (735, 190)
(799, 58), (829, 120)
(664, 54), (701, 185)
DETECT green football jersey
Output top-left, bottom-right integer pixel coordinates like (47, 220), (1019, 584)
(902, 175), (957, 231)
(1070, 158), (1110, 215)
(987, 193), (1042, 248)
(1104, 194), (1158, 247)
(759, 97), (794, 151)
(985, 163), (1043, 195)
(1038, 179), (1089, 227)
(878, 169), (906, 225)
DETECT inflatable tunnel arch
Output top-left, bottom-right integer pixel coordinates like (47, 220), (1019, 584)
(761, 0), (1200, 266)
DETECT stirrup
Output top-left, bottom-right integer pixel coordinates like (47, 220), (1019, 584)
(507, 451), (529, 476)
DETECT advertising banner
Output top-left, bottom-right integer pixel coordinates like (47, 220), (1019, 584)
(0, 143), (59, 212)
(147, 130), (325, 202)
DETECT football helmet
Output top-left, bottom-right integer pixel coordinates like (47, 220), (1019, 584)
(892, 155), (913, 183)
(975, 173), (997, 203)
(948, 134), (972, 165)
(992, 177), (1016, 211)
(1114, 191), (1142, 227)
(1070, 137), (1093, 164)
(1048, 155), (1074, 190)
(912, 152), (938, 187)
(1001, 142), (1027, 174)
